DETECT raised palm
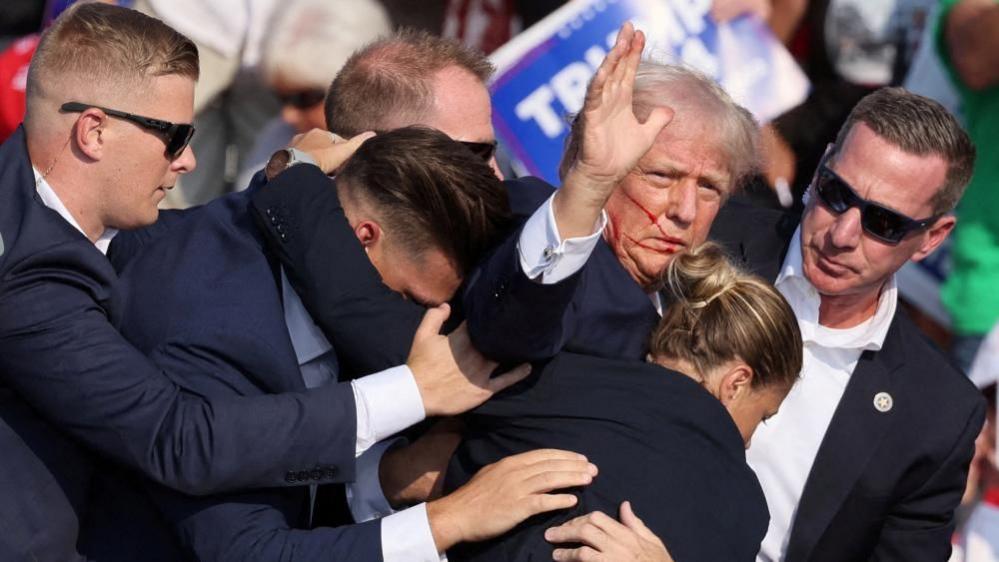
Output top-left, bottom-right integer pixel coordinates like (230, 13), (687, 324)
(573, 23), (674, 190)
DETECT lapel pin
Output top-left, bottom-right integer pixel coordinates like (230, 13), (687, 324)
(873, 392), (893, 413)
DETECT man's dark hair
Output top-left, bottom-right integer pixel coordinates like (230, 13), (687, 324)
(338, 126), (510, 275)
(830, 87), (976, 214)
(325, 28), (494, 137)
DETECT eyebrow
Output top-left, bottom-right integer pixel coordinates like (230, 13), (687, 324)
(653, 160), (730, 189)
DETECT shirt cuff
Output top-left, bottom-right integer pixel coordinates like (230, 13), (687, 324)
(380, 503), (445, 562)
(517, 193), (606, 284)
(352, 365), (425, 456)
(346, 437), (407, 522)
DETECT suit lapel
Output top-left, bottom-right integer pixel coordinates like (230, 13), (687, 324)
(785, 321), (904, 561)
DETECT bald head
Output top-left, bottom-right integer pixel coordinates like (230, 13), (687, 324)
(325, 28), (494, 137)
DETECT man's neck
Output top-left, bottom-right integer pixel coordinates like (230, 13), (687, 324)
(817, 288), (882, 329)
(29, 142), (105, 244)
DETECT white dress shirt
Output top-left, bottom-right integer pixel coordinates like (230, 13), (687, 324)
(34, 168), (118, 254)
(280, 269), (440, 561)
(748, 228), (897, 562)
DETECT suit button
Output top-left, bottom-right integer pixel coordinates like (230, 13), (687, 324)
(266, 208), (273, 217)
(325, 467), (336, 480)
(285, 471), (297, 483)
(280, 233), (288, 242)
(297, 470), (309, 481)
(275, 223), (285, 234)
(310, 469), (323, 481)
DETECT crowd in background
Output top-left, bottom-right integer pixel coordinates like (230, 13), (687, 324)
(1, 0), (998, 561)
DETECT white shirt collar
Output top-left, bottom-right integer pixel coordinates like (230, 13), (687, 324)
(775, 227), (896, 352)
(33, 167), (118, 255)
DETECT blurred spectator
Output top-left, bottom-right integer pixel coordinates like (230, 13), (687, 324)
(0, 0), (123, 144)
(133, 0), (282, 207)
(442, 0), (520, 54)
(762, 0), (938, 212)
(937, 0), (999, 371)
(0, 34), (37, 143)
(236, 0), (391, 189)
(0, 0), (44, 49)
(956, 326), (999, 561)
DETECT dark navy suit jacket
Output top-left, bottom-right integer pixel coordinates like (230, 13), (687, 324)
(462, 179), (659, 364)
(0, 129), (365, 559)
(445, 352), (769, 562)
(111, 170), (426, 560)
(710, 198), (986, 561)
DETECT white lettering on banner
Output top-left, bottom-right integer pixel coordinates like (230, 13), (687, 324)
(550, 62), (594, 118)
(512, 0), (720, 139)
(673, 0), (711, 35)
(515, 86), (563, 138)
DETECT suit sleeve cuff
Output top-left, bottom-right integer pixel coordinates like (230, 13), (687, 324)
(352, 365), (425, 456)
(380, 503), (445, 562)
(518, 193), (606, 284)
(346, 436), (406, 522)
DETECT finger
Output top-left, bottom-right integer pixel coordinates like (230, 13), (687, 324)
(526, 492), (579, 517)
(552, 546), (602, 561)
(620, 30), (645, 99)
(344, 130), (376, 148)
(525, 458), (598, 477)
(524, 469), (595, 494)
(487, 363), (531, 392)
(620, 501), (659, 543)
(508, 448), (589, 466)
(545, 513), (612, 548)
(587, 23), (632, 105)
(414, 303), (451, 341)
(641, 106), (674, 139)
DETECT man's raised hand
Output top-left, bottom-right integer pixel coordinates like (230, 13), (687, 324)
(554, 22), (674, 238)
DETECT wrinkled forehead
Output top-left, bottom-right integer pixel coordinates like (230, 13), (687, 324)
(642, 110), (734, 189)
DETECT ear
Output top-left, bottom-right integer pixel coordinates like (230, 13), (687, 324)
(353, 219), (383, 250)
(717, 363), (755, 407)
(72, 108), (107, 161)
(911, 215), (955, 262)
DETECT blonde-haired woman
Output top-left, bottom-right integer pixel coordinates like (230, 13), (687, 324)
(446, 243), (802, 562)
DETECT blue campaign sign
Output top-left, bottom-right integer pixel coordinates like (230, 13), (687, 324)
(489, 0), (809, 184)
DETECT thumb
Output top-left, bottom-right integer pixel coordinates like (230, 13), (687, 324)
(620, 501), (656, 540)
(414, 303), (451, 342)
(345, 130), (377, 148)
(641, 106), (674, 139)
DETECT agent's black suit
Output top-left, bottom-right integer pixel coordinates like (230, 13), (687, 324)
(0, 129), (365, 559)
(444, 352), (769, 562)
(710, 198), (986, 561)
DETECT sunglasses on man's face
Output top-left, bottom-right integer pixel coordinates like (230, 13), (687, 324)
(459, 140), (498, 162)
(814, 163), (939, 245)
(277, 89), (326, 110)
(61, 101), (195, 159)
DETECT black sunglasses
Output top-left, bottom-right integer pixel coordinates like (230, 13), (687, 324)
(277, 89), (326, 109)
(459, 140), (498, 162)
(814, 162), (940, 244)
(61, 101), (195, 159)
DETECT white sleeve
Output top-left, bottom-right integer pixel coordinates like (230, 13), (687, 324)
(380, 503), (446, 562)
(351, 365), (425, 456)
(517, 193), (606, 284)
(346, 436), (406, 522)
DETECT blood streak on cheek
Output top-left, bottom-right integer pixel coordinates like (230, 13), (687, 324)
(620, 189), (668, 238)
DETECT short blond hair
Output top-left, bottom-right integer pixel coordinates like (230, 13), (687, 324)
(25, 3), (198, 122)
